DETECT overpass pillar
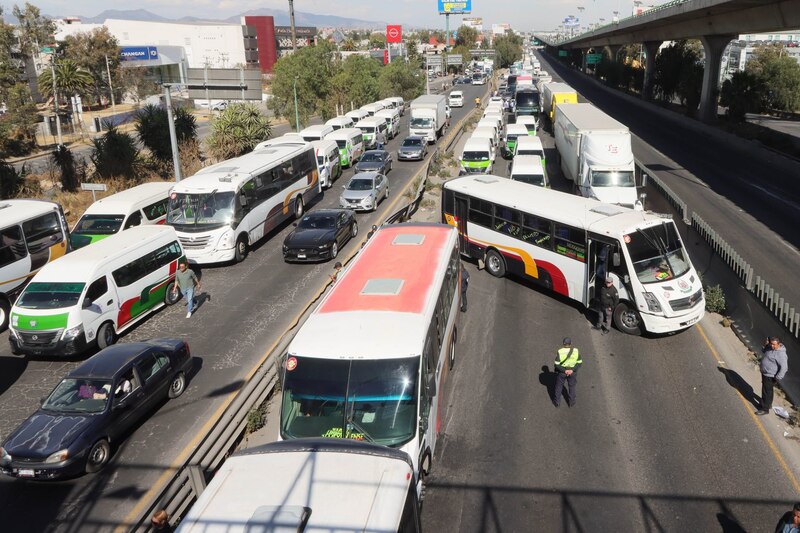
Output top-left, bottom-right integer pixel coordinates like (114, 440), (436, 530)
(605, 45), (621, 62)
(581, 49), (588, 73)
(699, 34), (735, 123)
(641, 41), (661, 101)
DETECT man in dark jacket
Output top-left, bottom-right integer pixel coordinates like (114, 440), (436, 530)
(757, 336), (788, 415)
(594, 277), (619, 335)
(460, 264), (470, 312)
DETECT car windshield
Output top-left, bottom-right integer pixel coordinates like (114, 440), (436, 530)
(402, 139), (422, 148)
(591, 171), (635, 187)
(359, 126), (375, 134)
(518, 149), (544, 158)
(316, 156), (325, 165)
(462, 151), (489, 162)
(167, 191), (235, 229)
(280, 356), (419, 447)
(361, 153), (383, 162)
(72, 215), (124, 235)
(347, 178), (374, 191)
(334, 139), (347, 148)
(42, 378), (112, 413)
(298, 214), (336, 230)
(410, 118), (432, 128)
(506, 134), (520, 142)
(626, 222), (691, 284)
(17, 282), (85, 309)
(523, 124), (536, 133)
(512, 174), (545, 187)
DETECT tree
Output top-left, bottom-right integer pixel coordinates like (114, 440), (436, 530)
(0, 83), (39, 157)
(720, 70), (767, 121)
(51, 145), (83, 192)
(652, 40), (701, 105)
(379, 59), (424, 102)
(61, 27), (121, 107)
(119, 66), (160, 104)
(758, 55), (800, 112)
(493, 34), (523, 68)
(37, 59), (93, 102)
(269, 42), (336, 126)
(416, 30), (431, 44)
(340, 38), (357, 52)
(205, 103), (273, 161)
(0, 159), (25, 199)
(405, 38), (421, 63)
(12, 3), (55, 58)
(745, 43), (785, 75)
(0, 10), (23, 102)
(450, 44), (472, 69)
(135, 104), (198, 163)
(368, 32), (387, 50)
(91, 125), (142, 180)
(328, 55), (381, 117)
(456, 25), (478, 48)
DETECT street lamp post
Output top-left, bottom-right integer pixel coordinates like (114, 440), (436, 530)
(49, 56), (63, 147)
(293, 76), (300, 132)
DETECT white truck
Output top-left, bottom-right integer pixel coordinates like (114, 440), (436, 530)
(554, 103), (639, 208)
(410, 94), (448, 143)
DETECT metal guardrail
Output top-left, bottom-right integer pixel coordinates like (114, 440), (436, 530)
(637, 161), (688, 224)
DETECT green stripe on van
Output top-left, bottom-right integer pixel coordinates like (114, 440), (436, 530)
(461, 160), (491, 169)
(12, 312), (69, 331)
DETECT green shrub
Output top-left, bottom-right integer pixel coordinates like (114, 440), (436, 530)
(0, 160), (25, 198)
(705, 284), (726, 314)
(245, 403), (268, 434)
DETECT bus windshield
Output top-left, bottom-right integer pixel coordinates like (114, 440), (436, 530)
(462, 151), (489, 162)
(167, 191), (235, 230)
(626, 222), (691, 284)
(280, 356), (419, 447)
(17, 282), (85, 309)
(515, 92), (540, 112)
(591, 171), (635, 187)
(512, 174), (545, 187)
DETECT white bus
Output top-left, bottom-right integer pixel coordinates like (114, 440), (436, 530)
(0, 200), (70, 330)
(442, 175), (705, 335)
(177, 439), (421, 533)
(279, 224), (461, 495)
(167, 141), (321, 264)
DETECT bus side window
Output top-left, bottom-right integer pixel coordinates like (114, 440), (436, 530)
(123, 211), (142, 230)
(143, 199), (168, 221)
(22, 212), (63, 253)
(0, 225), (28, 267)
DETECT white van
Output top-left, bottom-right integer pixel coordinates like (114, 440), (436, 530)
(325, 116), (354, 131)
(514, 135), (545, 161)
(345, 109), (369, 123)
(385, 96), (405, 115)
(515, 115), (538, 136)
(503, 123), (529, 159)
(375, 107), (401, 139)
(483, 111), (504, 131)
(9, 226), (185, 356)
(510, 155), (549, 188)
(312, 139), (342, 189)
(449, 90), (464, 108)
(360, 102), (386, 116)
(299, 124), (334, 142)
(328, 127), (365, 168)
(460, 137), (495, 174)
(70, 182), (173, 250)
(471, 127), (498, 161)
(355, 117), (388, 149)
(475, 121), (500, 147)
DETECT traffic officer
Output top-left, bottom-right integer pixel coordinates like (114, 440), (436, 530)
(553, 337), (582, 407)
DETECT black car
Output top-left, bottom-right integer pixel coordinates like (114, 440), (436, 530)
(354, 150), (393, 174)
(283, 209), (357, 262)
(0, 339), (192, 480)
(397, 136), (428, 161)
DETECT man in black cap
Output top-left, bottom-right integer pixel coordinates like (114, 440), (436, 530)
(553, 337), (582, 407)
(594, 276), (618, 335)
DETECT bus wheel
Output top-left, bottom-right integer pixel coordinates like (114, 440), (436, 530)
(485, 249), (506, 278)
(613, 302), (642, 336)
(165, 282), (180, 306)
(0, 297), (9, 331)
(448, 329), (456, 370)
(97, 322), (117, 349)
(234, 236), (249, 263)
(294, 196), (305, 219)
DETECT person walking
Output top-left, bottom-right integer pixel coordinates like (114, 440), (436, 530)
(594, 277), (618, 335)
(774, 502), (800, 533)
(460, 264), (470, 312)
(172, 261), (201, 319)
(553, 337), (582, 407)
(375, 130), (386, 150)
(757, 336), (788, 415)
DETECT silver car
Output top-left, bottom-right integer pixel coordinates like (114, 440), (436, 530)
(339, 172), (389, 212)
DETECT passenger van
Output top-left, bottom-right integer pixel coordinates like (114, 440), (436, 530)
(449, 90), (464, 108)
(0, 200), (70, 330)
(9, 226), (184, 356)
(375, 107), (401, 139)
(514, 135), (545, 162)
(355, 117), (388, 150)
(312, 139), (342, 188)
(328, 127), (365, 168)
(345, 109), (369, 123)
(299, 124), (334, 142)
(474, 123), (500, 153)
(460, 137), (495, 174)
(360, 102), (386, 116)
(70, 182), (173, 250)
(503, 123), (529, 159)
(385, 96), (405, 115)
(325, 115), (354, 131)
(516, 115), (538, 136)
(483, 111), (504, 131)
(510, 155), (549, 187)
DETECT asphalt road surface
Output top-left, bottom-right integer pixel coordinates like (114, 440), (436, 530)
(0, 80), (482, 532)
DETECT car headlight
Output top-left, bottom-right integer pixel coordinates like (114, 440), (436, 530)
(219, 229), (235, 248)
(0, 447), (11, 464)
(62, 324), (84, 341)
(318, 243), (330, 249)
(642, 292), (662, 313)
(282, 244), (288, 253)
(45, 449), (69, 464)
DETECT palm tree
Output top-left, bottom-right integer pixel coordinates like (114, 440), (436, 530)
(135, 104), (198, 162)
(38, 59), (94, 104)
(205, 103), (272, 161)
(340, 38), (357, 52)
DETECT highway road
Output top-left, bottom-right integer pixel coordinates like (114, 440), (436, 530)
(0, 78), (479, 532)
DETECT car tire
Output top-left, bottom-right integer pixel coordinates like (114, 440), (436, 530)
(85, 439), (111, 474)
(0, 297), (9, 331)
(330, 242), (338, 259)
(485, 249), (506, 278)
(165, 282), (180, 306)
(168, 372), (187, 399)
(234, 235), (249, 263)
(97, 322), (116, 349)
(613, 301), (642, 336)
(294, 196), (305, 219)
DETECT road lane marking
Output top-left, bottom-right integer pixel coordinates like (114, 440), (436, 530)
(697, 322), (800, 495)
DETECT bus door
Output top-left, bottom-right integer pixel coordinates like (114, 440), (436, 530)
(454, 196), (469, 254)
(586, 237), (617, 306)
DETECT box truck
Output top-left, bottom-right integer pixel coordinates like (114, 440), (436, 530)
(554, 103), (639, 208)
(541, 82), (578, 126)
(409, 94), (448, 144)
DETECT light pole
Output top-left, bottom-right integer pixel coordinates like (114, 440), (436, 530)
(162, 83), (182, 182)
(293, 76), (300, 132)
(49, 55), (63, 147)
(104, 55), (116, 113)
(288, 0), (298, 51)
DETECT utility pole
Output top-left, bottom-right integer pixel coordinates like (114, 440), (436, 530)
(50, 57), (63, 147)
(293, 76), (300, 132)
(105, 55), (116, 113)
(288, 0), (298, 51)
(162, 84), (182, 182)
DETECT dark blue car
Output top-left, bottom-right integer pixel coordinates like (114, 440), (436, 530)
(0, 339), (192, 480)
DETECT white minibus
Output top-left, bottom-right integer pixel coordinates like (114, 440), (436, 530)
(299, 124), (334, 142)
(325, 115), (354, 130)
(360, 102), (386, 116)
(345, 109), (370, 123)
(510, 155), (549, 188)
(328, 127), (365, 168)
(448, 90), (464, 108)
(385, 96), (405, 115)
(375, 107), (401, 139)
(460, 137), (495, 174)
(311, 139), (342, 189)
(355, 116), (388, 149)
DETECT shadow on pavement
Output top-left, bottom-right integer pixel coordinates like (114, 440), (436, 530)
(0, 356), (27, 396)
(538, 364), (556, 403)
(718, 366), (761, 409)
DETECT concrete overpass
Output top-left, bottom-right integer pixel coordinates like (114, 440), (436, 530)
(536, 0), (800, 121)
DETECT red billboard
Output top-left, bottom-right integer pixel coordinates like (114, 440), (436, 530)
(386, 25), (402, 43)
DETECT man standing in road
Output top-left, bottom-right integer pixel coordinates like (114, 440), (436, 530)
(375, 130), (386, 150)
(594, 277), (618, 335)
(173, 261), (201, 319)
(460, 264), (470, 312)
(774, 502), (800, 533)
(553, 338), (582, 407)
(757, 336), (788, 415)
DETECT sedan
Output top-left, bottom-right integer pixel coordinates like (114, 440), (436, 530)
(397, 136), (428, 161)
(339, 172), (389, 212)
(283, 209), (357, 262)
(0, 339), (192, 480)
(354, 150), (393, 175)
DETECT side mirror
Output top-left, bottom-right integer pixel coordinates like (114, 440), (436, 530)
(425, 373), (437, 397)
(239, 195), (248, 207)
(623, 274), (630, 284)
(40, 396), (46, 405)
(612, 252), (621, 267)
(640, 173), (648, 187)
(82, 298), (94, 309)
(292, 222), (297, 227)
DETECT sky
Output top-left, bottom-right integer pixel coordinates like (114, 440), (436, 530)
(2, 0), (663, 30)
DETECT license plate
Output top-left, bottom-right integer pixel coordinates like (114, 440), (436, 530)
(17, 469), (34, 477)
(686, 316), (699, 326)
(297, 254), (306, 259)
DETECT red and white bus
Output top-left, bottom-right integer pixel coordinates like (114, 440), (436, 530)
(279, 223), (461, 495)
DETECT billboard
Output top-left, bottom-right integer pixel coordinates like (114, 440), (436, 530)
(386, 25), (402, 43)
(120, 46), (159, 61)
(438, 0), (471, 15)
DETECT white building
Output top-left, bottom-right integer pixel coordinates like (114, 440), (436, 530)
(463, 17), (483, 32)
(491, 23), (511, 36)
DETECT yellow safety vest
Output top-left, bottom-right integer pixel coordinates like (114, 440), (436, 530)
(555, 347), (582, 369)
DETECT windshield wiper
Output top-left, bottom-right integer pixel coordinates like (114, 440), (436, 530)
(345, 409), (376, 443)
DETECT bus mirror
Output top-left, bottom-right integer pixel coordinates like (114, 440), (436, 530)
(612, 252), (620, 267)
(640, 173), (648, 187)
(425, 374), (437, 397)
(239, 195), (248, 207)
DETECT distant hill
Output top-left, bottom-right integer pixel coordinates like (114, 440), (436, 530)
(81, 9), (171, 23)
